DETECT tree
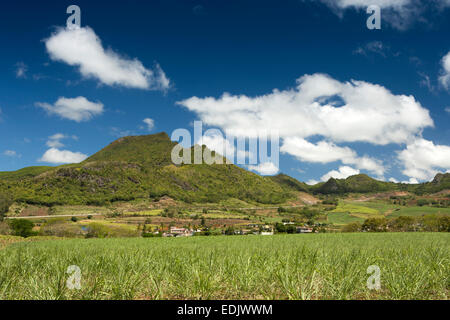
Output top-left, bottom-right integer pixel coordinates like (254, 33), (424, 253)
(0, 193), (13, 222)
(362, 218), (387, 232)
(275, 223), (286, 233)
(224, 226), (235, 235)
(8, 219), (36, 238)
(342, 222), (362, 232)
(286, 225), (296, 234)
(417, 199), (429, 207)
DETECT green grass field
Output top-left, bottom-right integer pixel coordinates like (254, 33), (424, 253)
(122, 209), (163, 216)
(0, 233), (448, 300)
(327, 201), (450, 225)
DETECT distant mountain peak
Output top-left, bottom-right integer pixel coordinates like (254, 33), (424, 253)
(85, 132), (176, 165)
(432, 172), (450, 185)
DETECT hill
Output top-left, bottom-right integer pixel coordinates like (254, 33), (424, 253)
(268, 174), (310, 193)
(0, 133), (293, 206)
(309, 173), (450, 195)
(411, 173), (450, 195)
(309, 174), (397, 194)
(0, 133), (449, 206)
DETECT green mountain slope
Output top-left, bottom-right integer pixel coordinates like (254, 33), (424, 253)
(0, 133), (293, 206)
(0, 133), (448, 205)
(268, 173), (310, 193)
(412, 173), (450, 195)
(309, 173), (450, 195)
(309, 174), (396, 194)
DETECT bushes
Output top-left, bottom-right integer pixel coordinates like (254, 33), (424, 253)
(344, 214), (450, 233)
(417, 199), (429, 207)
(85, 223), (139, 238)
(39, 219), (84, 238)
(342, 222), (362, 233)
(0, 193), (13, 221)
(8, 219), (37, 238)
(362, 218), (387, 232)
(0, 222), (12, 235)
(275, 222), (286, 233)
(388, 216), (416, 232)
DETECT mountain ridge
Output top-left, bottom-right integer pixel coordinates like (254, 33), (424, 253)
(0, 133), (449, 205)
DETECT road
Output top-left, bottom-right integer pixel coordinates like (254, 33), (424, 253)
(5, 213), (103, 220)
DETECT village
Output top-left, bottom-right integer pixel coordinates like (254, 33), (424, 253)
(157, 222), (315, 238)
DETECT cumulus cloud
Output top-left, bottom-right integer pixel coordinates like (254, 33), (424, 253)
(280, 137), (385, 176)
(44, 26), (170, 90)
(178, 74), (433, 145)
(320, 166), (360, 181)
(178, 73), (434, 179)
(439, 51), (450, 90)
(397, 138), (450, 181)
(248, 162), (279, 176)
(39, 148), (87, 164)
(36, 96), (104, 122)
(143, 118), (155, 131)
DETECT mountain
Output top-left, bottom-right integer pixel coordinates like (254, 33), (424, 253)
(412, 173), (450, 195)
(0, 133), (448, 206)
(310, 174), (394, 194)
(268, 174), (310, 193)
(310, 174), (398, 194)
(0, 133), (293, 206)
(309, 173), (450, 195)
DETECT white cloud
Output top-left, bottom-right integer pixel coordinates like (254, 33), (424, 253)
(306, 179), (319, 185)
(36, 96), (104, 122)
(178, 74), (433, 145)
(439, 51), (450, 90)
(402, 177), (419, 184)
(389, 177), (398, 183)
(39, 148), (87, 164)
(178, 73), (432, 180)
(196, 132), (252, 163)
(15, 62), (28, 78)
(320, 166), (360, 181)
(397, 138), (450, 181)
(3, 150), (20, 157)
(280, 137), (385, 176)
(198, 133), (236, 161)
(281, 138), (355, 163)
(45, 26), (170, 90)
(143, 118), (155, 131)
(318, 0), (450, 30)
(248, 162), (279, 176)
(319, 0), (413, 30)
(446, 106), (450, 114)
(46, 133), (77, 148)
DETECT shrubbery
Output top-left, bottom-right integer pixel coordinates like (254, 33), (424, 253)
(0, 193), (13, 222)
(343, 215), (450, 233)
(8, 219), (37, 238)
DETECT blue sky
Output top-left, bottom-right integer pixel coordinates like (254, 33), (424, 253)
(0, 0), (449, 184)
